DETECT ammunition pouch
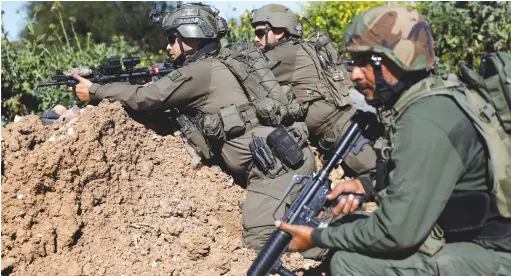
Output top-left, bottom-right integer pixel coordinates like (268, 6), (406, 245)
(266, 127), (304, 169)
(287, 98), (309, 121)
(216, 104), (260, 140)
(220, 104), (246, 138)
(254, 98), (284, 127)
(280, 84), (309, 121)
(285, 122), (309, 148)
(318, 125), (342, 151)
(249, 122), (308, 176)
(176, 113), (213, 160)
(322, 65), (352, 108)
(203, 113), (225, 143)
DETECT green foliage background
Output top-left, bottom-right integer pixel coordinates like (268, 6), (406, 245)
(23, 1), (177, 54)
(416, 1), (511, 74)
(2, 1), (511, 125)
(1, 9), (141, 125)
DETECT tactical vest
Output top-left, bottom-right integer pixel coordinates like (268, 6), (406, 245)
(217, 39), (292, 127)
(298, 30), (353, 109)
(374, 77), (511, 222)
(175, 103), (260, 161)
(176, 44), (310, 163)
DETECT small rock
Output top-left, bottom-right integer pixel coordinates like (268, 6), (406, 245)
(67, 127), (74, 135)
(16, 194), (24, 200)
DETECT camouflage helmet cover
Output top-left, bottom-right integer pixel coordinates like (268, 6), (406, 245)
(164, 3), (228, 39)
(250, 4), (303, 37)
(341, 6), (435, 71)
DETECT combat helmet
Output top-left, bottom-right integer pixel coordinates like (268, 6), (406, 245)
(163, 3), (229, 40)
(250, 4), (303, 37)
(150, 3), (229, 66)
(341, 6), (436, 109)
(341, 6), (435, 72)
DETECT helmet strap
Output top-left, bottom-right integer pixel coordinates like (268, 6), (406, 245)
(369, 54), (430, 110)
(263, 24), (272, 52)
(173, 36), (198, 68)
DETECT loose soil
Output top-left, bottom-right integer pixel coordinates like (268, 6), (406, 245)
(1, 102), (324, 276)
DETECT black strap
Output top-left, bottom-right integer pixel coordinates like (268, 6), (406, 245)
(369, 54), (431, 110)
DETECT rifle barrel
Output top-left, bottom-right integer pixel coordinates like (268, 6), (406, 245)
(36, 81), (68, 87)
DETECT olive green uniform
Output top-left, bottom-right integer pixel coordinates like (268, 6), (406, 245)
(265, 41), (376, 174)
(310, 78), (511, 275)
(88, 56), (316, 249)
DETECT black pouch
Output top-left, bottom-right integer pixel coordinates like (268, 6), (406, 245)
(249, 137), (275, 173)
(266, 127), (304, 169)
(437, 191), (490, 242)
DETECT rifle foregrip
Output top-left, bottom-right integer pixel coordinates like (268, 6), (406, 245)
(331, 193), (367, 207)
(247, 229), (293, 276)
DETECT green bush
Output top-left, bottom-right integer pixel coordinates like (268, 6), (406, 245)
(1, 9), (141, 125)
(416, 2), (511, 75)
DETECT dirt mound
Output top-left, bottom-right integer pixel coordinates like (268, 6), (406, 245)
(2, 102), (325, 275)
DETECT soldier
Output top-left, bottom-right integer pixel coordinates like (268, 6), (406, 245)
(67, 3), (316, 250)
(276, 6), (511, 275)
(251, 4), (376, 176)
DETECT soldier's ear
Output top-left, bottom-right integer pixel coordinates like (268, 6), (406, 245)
(274, 28), (286, 41)
(381, 57), (406, 82)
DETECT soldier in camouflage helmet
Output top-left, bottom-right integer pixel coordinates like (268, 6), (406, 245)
(276, 6), (511, 275)
(67, 3), (317, 251)
(251, 4), (377, 178)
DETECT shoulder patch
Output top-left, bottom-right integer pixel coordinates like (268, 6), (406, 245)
(168, 70), (182, 81)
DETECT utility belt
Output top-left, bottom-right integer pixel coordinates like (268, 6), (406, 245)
(176, 103), (260, 161)
(177, 101), (303, 162)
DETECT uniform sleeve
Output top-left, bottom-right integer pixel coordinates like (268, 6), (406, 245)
(88, 63), (208, 111)
(265, 46), (297, 85)
(311, 115), (465, 253)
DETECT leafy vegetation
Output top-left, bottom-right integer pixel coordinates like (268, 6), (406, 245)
(302, 1), (385, 47)
(22, 1), (177, 54)
(1, 8), (141, 125)
(2, 2), (511, 125)
(416, 1), (511, 75)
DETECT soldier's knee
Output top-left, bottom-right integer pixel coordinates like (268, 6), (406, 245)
(241, 191), (284, 249)
(242, 226), (274, 250)
(330, 250), (361, 276)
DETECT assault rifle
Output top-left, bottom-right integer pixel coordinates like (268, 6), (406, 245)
(247, 110), (383, 276)
(37, 56), (174, 88)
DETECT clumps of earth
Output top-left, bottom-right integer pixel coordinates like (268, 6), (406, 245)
(1, 101), (325, 276)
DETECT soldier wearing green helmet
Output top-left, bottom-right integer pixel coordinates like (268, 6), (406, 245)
(67, 3), (317, 251)
(276, 5), (511, 275)
(250, 4), (377, 178)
